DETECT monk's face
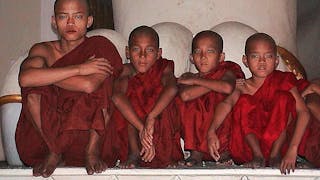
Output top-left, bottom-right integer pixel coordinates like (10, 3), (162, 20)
(191, 36), (224, 75)
(243, 40), (279, 78)
(127, 34), (162, 73)
(52, 0), (93, 42)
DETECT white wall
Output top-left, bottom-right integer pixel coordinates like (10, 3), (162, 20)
(113, 0), (298, 56)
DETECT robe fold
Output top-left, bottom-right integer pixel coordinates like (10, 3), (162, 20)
(230, 70), (307, 165)
(15, 36), (123, 167)
(115, 58), (183, 168)
(178, 61), (244, 160)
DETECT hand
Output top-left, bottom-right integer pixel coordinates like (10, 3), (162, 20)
(139, 116), (155, 149)
(140, 146), (156, 162)
(280, 148), (297, 175)
(236, 78), (245, 86)
(207, 130), (220, 161)
(178, 73), (197, 85)
(301, 83), (319, 97)
(78, 55), (113, 76)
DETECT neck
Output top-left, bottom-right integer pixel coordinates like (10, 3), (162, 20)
(249, 75), (266, 88)
(58, 37), (86, 55)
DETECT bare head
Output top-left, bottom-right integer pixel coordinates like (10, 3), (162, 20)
(245, 33), (277, 56)
(128, 25), (160, 48)
(54, 0), (90, 16)
(192, 30), (223, 54)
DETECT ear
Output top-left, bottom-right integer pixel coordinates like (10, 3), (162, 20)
(51, 15), (57, 30)
(86, 16), (93, 28)
(275, 54), (280, 67)
(242, 55), (249, 68)
(125, 46), (130, 59)
(189, 54), (195, 64)
(219, 52), (225, 62)
(157, 48), (162, 59)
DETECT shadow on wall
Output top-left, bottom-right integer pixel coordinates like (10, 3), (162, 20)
(297, 0), (320, 80)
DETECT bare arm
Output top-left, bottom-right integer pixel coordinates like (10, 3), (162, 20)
(142, 64), (177, 136)
(178, 70), (236, 101)
(280, 87), (310, 174)
(19, 43), (113, 93)
(207, 88), (240, 160)
(111, 65), (144, 132)
(148, 65), (178, 119)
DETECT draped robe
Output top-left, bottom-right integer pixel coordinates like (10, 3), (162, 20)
(16, 36), (123, 167)
(230, 70), (308, 165)
(115, 58), (183, 168)
(178, 61), (244, 160)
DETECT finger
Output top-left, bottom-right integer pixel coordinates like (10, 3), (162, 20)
(140, 147), (146, 156)
(145, 147), (155, 162)
(88, 55), (96, 60)
(141, 136), (152, 149)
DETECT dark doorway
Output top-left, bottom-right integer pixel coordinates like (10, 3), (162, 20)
(88, 0), (114, 31)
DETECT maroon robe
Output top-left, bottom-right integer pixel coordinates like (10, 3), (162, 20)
(230, 70), (307, 165)
(115, 58), (183, 168)
(178, 61), (244, 160)
(15, 36), (123, 167)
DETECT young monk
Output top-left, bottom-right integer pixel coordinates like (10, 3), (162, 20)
(207, 33), (310, 174)
(177, 30), (245, 167)
(112, 25), (183, 168)
(15, 0), (123, 177)
(301, 79), (320, 167)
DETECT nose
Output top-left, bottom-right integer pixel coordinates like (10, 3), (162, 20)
(139, 50), (146, 58)
(258, 55), (266, 62)
(200, 51), (206, 60)
(67, 16), (75, 25)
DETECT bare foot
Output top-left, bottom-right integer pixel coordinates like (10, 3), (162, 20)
(269, 155), (282, 168)
(33, 152), (61, 178)
(85, 153), (107, 175)
(244, 156), (265, 169)
(167, 161), (179, 168)
(179, 151), (203, 167)
(119, 154), (140, 168)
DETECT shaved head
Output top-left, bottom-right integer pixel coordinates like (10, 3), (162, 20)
(54, 0), (90, 15)
(245, 33), (277, 56)
(128, 25), (159, 48)
(192, 30), (223, 54)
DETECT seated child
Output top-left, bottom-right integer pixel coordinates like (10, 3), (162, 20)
(112, 25), (183, 168)
(177, 30), (244, 167)
(15, 0), (123, 177)
(207, 32), (310, 174)
(300, 79), (320, 167)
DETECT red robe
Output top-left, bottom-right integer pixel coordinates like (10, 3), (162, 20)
(178, 61), (244, 160)
(114, 58), (183, 168)
(230, 70), (307, 165)
(15, 36), (123, 167)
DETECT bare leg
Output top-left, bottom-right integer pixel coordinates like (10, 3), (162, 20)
(85, 129), (107, 175)
(306, 93), (320, 122)
(269, 131), (287, 168)
(244, 133), (265, 168)
(120, 124), (140, 168)
(27, 94), (61, 177)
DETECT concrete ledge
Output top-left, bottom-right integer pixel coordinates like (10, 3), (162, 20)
(0, 168), (319, 179)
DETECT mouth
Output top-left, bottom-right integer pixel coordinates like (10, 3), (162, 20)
(258, 67), (266, 70)
(66, 30), (77, 34)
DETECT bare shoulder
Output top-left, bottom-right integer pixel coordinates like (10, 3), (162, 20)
(21, 41), (57, 68)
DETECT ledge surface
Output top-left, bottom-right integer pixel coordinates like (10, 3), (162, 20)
(0, 167), (320, 180)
